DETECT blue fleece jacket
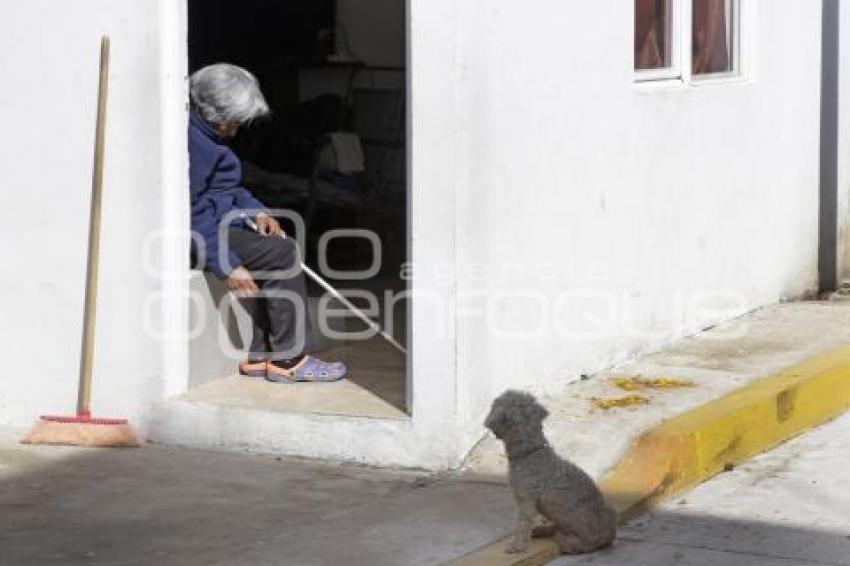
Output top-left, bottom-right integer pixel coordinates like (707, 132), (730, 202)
(189, 111), (266, 278)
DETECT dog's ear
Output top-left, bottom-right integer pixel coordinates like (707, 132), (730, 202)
(524, 400), (549, 423)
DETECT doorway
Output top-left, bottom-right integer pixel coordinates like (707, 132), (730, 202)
(185, 0), (409, 417)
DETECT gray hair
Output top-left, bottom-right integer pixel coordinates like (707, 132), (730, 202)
(190, 63), (270, 125)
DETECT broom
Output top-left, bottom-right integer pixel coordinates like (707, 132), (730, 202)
(21, 36), (140, 448)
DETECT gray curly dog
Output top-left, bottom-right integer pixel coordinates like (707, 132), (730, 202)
(484, 390), (617, 555)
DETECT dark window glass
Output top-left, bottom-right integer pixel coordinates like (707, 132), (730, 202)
(635, 0), (673, 70)
(693, 0), (734, 75)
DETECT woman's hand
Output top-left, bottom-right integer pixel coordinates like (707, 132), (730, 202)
(226, 266), (259, 296)
(255, 212), (284, 237)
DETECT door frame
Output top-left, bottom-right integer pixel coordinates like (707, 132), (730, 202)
(160, 0), (438, 421)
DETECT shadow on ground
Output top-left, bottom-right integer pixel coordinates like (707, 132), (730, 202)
(0, 439), (511, 566)
(7, 439), (848, 566)
(554, 510), (850, 566)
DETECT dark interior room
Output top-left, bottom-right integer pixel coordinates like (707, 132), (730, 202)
(188, 0), (408, 414)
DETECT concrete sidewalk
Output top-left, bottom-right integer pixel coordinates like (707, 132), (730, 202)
(0, 428), (513, 566)
(552, 411), (850, 566)
(4, 301), (850, 566)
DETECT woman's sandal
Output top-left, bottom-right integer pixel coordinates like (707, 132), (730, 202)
(266, 356), (348, 383)
(238, 359), (268, 378)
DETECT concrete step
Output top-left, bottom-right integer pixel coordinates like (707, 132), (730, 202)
(166, 272), (428, 469)
(189, 270), (347, 389)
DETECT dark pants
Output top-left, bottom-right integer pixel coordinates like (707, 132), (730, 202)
(227, 227), (312, 361)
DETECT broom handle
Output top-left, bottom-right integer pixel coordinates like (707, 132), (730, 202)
(77, 36), (110, 417)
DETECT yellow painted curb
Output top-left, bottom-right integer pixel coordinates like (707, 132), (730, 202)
(451, 537), (560, 566)
(451, 343), (850, 565)
(602, 343), (850, 519)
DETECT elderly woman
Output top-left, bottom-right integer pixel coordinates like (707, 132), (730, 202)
(189, 63), (347, 383)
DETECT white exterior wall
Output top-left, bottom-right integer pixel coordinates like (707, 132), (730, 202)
(0, 0), (826, 470)
(449, 0), (822, 438)
(0, 1), (188, 430)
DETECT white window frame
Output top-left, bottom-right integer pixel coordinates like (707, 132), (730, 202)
(634, 0), (743, 85)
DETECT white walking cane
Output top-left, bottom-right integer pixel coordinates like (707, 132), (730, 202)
(242, 215), (407, 355)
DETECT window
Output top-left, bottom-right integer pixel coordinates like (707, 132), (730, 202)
(635, 0), (675, 72)
(635, 0), (740, 82)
